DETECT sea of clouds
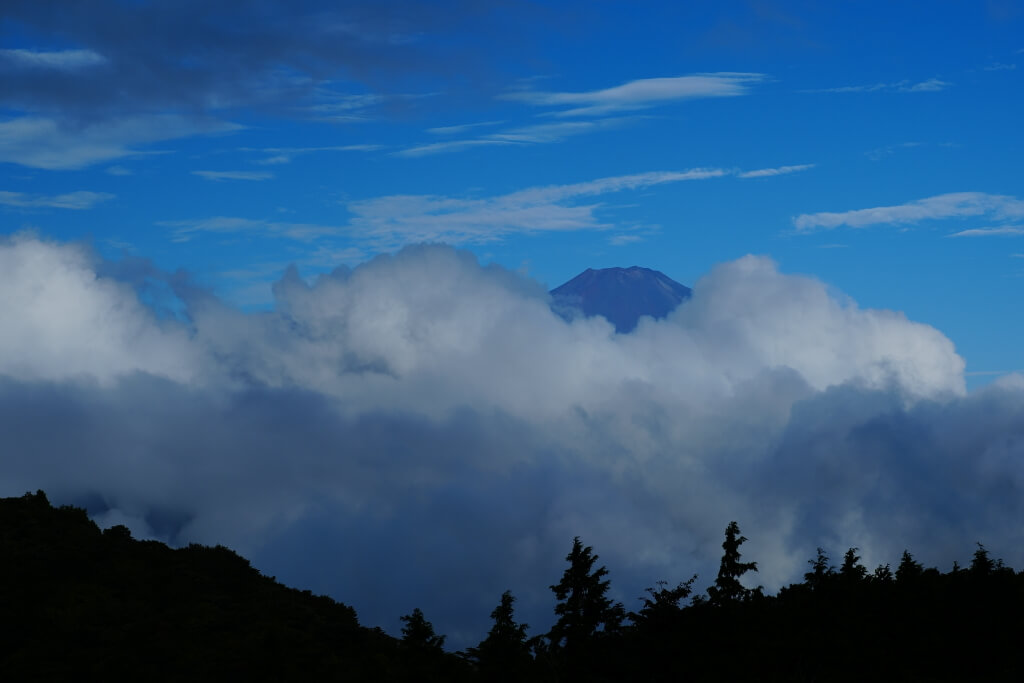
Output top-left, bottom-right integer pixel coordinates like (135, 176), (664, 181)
(2, 233), (1022, 646)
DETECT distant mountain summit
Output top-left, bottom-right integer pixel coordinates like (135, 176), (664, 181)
(550, 266), (692, 333)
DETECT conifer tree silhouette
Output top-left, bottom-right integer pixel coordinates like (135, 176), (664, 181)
(548, 537), (625, 652)
(707, 521), (759, 605)
(467, 590), (532, 682)
(400, 607), (446, 651)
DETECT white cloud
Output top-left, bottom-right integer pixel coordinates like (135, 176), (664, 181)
(488, 118), (635, 143)
(0, 48), (107, 70)
(0, 115), (242, 170)
(246, 144), (383, 165)
(192, 170), (274, 182)
(503, 73), (765, 117)
(901, 78), (949, 92)
(395, 139), (522, 158)
(3, 235), (1005, 647)
(738, 163), (815, 179)
(159, 216), (342, 243)
(794, 192), (1024, 231)
(808, 78), (951, 94)
(0, 190), (114, 210)
(427, 121), (505, 135)
(397, 117), (635, 157)
(0, 234), (198, 384)
(345, 169), (726, 244)
(105, 165), (134, 176)
(949, 225), (1024, 237)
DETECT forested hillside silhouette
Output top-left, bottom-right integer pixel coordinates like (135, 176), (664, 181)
(3, 490), (1023, 680)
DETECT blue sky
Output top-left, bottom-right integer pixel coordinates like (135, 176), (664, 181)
(3, 0), (1024, 646)
(3, 0), (1022, 380)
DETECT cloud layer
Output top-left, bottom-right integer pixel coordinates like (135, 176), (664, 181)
(4, 234), (1022, 649)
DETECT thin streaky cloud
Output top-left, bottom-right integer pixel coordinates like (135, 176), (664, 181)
(901, 78), (949, 92)
(806, 78), (951, 94)
(394, 139), (522, 158)
(244, 145), (382, 165)
(794, 192), (1024, 232)
(0, 48), (107, 70)
(948, 226), (1024, 237)
(489, 117), (636, 143)
(0, 115), (242, 170)
(501, 73), (765, 117)
(346, 168), (727, 245)
(738, 163), (815, 178)
(193, 170), (274, 182)
(159, 216), (341, 243)
(399, 117), (637, 157)
(0, 190), (114, 210)
(427, 120), (505, 135)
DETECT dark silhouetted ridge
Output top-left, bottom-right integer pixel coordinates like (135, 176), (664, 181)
(0, 491), (471, 681)
(550, 266), (691, 333)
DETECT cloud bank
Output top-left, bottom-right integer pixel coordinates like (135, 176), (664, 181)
(4, 233), (1023, 650)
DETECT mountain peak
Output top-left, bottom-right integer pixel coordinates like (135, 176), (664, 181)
(550, 266), (691, 333)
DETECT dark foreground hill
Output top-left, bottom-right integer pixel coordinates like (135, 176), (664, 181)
(550, 266), (691, 333)
(0, 491), (468, 681)
(5, 491), (1024, 682)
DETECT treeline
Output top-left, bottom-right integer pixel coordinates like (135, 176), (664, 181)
(3, 491), (1024, 681)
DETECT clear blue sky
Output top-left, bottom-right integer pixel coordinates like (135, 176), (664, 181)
(3, 1), (1024, 646)
(3, 0), (1022, 382)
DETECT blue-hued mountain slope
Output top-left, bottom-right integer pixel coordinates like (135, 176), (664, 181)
(550, 266), (691, 333)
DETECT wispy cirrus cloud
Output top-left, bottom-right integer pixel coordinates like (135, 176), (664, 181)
(738, 163), (815, 178)
(0, 190), (114, 210)
(426, 120), (504, 135)
(395, 139), (522, 158)
(0, 115), (242, 170)
(794, 192), (1024, 232)
(346, 169), (727, 244)
(502, 73), (765, 117)
(0, 48), (107, 70)
(159, 216), (342, 243)
(397, 117), (635, 157)
(948, 225), (1024, 237)
(807, 78), (951, 94)
(246, 144), (383, 165)
(192, 170), (274, 182)
(0, 1), (499, 120)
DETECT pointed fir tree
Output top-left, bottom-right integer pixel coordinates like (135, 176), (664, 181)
(707, 521), (759, 605)
(400, 607), (446, 651)
(895, 550), (924, 583)
(467, 590), (532, 682)
(839, 547), (868, 582)
(804, 547), (835, 589)
(547, 537), (625, 654)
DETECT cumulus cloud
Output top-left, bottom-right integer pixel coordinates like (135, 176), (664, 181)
(4, 234), (1022, 651)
